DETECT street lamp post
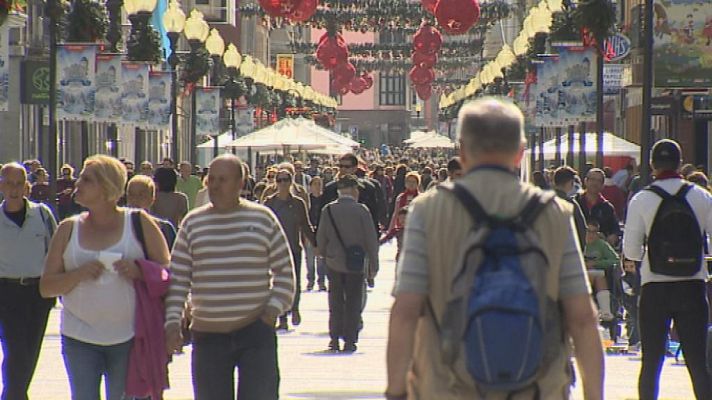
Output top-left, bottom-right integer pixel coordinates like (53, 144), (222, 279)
(105, 0), (123, 158)
(183, 9), (210, 167)
(163, 0), (186, 163)
(640, 0), (654, 185)
(223, 43), (243, 147)
(205, 28), (225, 159)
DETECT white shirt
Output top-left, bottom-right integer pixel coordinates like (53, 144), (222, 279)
(623, 178), (712, 285)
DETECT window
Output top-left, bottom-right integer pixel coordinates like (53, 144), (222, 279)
(379, 73), (406, 106)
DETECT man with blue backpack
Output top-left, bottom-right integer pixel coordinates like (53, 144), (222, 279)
(623, 139), (712, 400)
(386, 98), (604, 400)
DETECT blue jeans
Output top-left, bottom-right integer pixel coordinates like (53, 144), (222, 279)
(61, 335), (132, 400)
(191, 320), (280, 400)
(304, 242), (326, 285)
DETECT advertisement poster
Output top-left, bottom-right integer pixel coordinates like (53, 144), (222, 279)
(603, 64), (626, 95)
(195, 87), (221, 137)
(0, 26), (8, 112)
(145, 71), (172, 129)
(57, 44), (96, 120)
(533, 47), (598, 127)
(653, 0), (712, 87)
(120, 62), (149, 124)
(94, 54), (122, 122)
(277, 54), (294, 78)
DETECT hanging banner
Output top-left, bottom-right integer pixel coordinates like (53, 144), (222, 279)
(145, 71), (172, 129)
(0, 26), (9, 112)
(94, 54), (122, 123)
(120, 62), (149, 125)
(195, 87), (221, 137)
(57, 44), (97, 120)
(533, 47), (598, 127)
(653, 0), (712, 87)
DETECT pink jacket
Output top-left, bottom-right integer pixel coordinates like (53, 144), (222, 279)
(125, 259), (171, 400)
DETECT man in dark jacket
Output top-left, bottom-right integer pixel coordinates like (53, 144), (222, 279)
(575, 168), (621, 246)
(554, 166), (587, 250)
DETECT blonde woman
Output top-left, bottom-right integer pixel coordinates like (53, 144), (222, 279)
(40, 155), (170, 400)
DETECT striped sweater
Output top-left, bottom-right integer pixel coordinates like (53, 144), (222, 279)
(165, 201), (295, 333)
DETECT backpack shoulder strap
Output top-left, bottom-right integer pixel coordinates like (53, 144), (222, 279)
(438, 182), (491, 226)
(518, 191), (556, 227)
(675, 182), (694, 198)
(326, 206), (347, 251)
(131, 210), (149, 259)
(645, 184), (672, 200)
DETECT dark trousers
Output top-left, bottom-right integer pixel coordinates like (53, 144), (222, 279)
(327, 269), (365, 344)
(191, 320), (280, 400)
(624, 294), (640, 345)
(292, 249), (302, 312)
(638, 280), (711, 400)
(0, 281), (55, 400)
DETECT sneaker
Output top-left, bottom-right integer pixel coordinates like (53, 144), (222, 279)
(342, 342), (357, 353)
(328, 339), (340, 352)
(318, 283), (327, 292)
(366, 278), (375, 288)
(277, 316), (289, 331)
(291, 310), (301, 326)
(306, 282), (314, 291)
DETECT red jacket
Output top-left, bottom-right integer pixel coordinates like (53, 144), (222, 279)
(125, 259), (171, 400)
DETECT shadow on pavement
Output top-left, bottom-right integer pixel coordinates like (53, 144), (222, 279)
(286, 390), (383, 399)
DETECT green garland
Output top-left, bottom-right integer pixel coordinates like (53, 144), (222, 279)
(290, 38), (485, 58)
(181, 46), (210, 84)
(63, 0), (107, 42)
(304, 54), (488, 73)
(572, 0), (616, 47)
(239, 0), (510, 33)
(126, 14), (162, 63)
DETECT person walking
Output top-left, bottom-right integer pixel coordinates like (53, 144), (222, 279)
(623, 139), (712, 400)
(40, 155), (170, 400)
(317, 175), (379, 353)
(57, 164), (80, 220)
(553, 166), (587, 250)
(575, 168), (621, 246)
(164, 154), (295, 400)
(125, 175), (178, 249)
(151, 167), (189, 228)
(386, 98), (603, 400)
(264, 168), (316, 330)
(305, 176), (327, 292)
(175, 161), (203, 210)
(0, 163), (57, 400)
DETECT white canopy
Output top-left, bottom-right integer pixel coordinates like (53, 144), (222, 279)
(225, 117), (359, 152)
(526, 132), (640, 160)
(405, 131), (456, 149)
(404, 129), (435, 144)
(196, 131), (238, 149)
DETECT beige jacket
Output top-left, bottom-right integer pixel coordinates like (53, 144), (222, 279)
(407, 169), (576, 400)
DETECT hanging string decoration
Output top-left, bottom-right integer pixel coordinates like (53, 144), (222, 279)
(412, 22), (443, 55)
(411, 22), (441, 100)
(258, 0), (300, 17)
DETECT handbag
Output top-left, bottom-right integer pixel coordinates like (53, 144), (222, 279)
(326, 207), (366, 273)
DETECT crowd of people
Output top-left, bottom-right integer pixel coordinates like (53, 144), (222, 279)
(0, 97), (711, 400)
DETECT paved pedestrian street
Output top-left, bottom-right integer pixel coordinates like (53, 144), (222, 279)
(0, 243), (699, 399)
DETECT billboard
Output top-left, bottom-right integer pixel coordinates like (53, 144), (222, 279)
(653, 0), (712, 87)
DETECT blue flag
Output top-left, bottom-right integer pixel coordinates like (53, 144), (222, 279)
(150, 0), (171, 62)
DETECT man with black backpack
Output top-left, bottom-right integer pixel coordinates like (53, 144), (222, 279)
(386, 98), (604, 400)
(623, 139), (712, 400)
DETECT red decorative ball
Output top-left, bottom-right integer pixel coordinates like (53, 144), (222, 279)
(409, 66), (435, 86)
(412, 51), (438, 69)
(288, 0), (317, 22)
(316, 33), (349, 70)
(421, 0), (437, 14)
(333, 62), (356, 87)
(361, 73), (374, 90)
(258, 0), (301, 17)
(434, 0), (481, 35)
(415, 84), (432, 101)
(413, 23), (442, 55)
(349, 76), (367, 94)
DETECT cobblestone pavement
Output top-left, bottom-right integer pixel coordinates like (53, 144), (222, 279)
(1, 243), (698, 399)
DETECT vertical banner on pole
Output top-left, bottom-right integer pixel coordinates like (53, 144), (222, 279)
(0, 26), (9, 112)
(94, 54), (122, 123)
(533, 47), (597, 127)
(195, 87), (221, 138)
(57, 44), (96, 121)
(120, 62), (149, 125)
(145, 71), (172, 130)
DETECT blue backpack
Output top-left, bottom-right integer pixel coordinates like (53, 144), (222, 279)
(435, 183), (559, 396)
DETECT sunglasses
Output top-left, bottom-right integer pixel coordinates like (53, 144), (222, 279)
(276, 177), (292, 183)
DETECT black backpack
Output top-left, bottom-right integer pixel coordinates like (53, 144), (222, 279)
(645, 183), (703, 277)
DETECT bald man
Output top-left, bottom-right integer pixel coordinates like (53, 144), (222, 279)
(0, 163), (57, 400)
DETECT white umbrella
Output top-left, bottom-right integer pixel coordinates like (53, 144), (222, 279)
(406, 132), (456, 148)
(404, 130), (435, 144)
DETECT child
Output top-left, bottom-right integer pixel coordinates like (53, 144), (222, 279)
(584, 220), (619, 321)
(380, 207), (408, 262)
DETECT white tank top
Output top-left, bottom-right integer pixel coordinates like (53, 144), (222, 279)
(61, 210), (144, 345)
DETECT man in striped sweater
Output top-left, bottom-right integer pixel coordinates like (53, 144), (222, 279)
(165, 154), (295, 400)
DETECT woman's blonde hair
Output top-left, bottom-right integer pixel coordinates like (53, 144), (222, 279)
(405, 171), (421, 187)
(83, 155), (127, 203)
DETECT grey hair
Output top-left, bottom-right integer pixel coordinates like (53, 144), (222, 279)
(457, 97), (526, 156)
